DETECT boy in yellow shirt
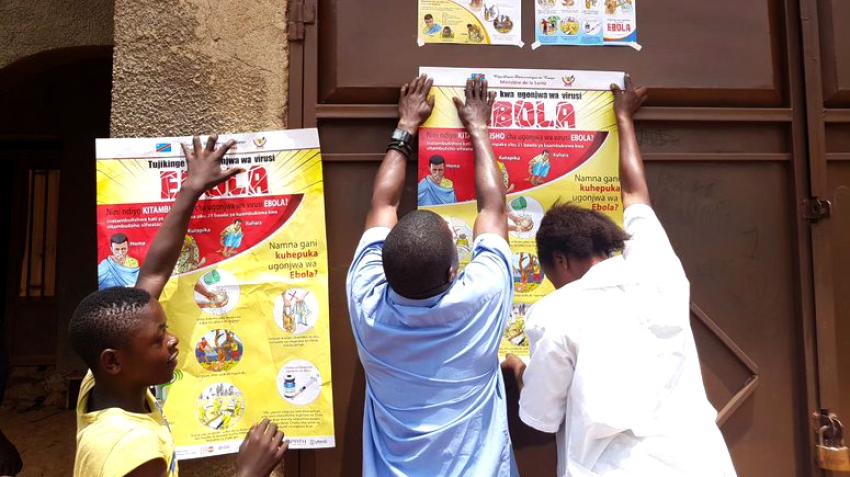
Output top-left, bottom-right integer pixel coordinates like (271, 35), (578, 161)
(69, 136), (288, 477)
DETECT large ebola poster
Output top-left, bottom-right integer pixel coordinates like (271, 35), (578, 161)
(95, 129), (335, 459)
(418, 67), (625, 359)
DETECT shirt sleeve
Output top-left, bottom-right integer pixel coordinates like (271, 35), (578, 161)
(102, 429), (167, 477)
(457, 233), (513, 300)
(346, 228), (391, 315)
(519, 324), (576, 434)
(622, 204), (687, 283)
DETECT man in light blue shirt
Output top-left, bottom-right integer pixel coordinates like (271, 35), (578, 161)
(347, 75), (517, 476)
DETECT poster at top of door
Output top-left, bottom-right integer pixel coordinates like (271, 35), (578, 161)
(95, 129), (335, 459)
(418, 0), (523, 47)
(418, 66), (625, 359)
(533, 0), (639, 49)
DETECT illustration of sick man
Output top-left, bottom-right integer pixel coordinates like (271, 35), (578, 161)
(423, 14), (442, 36)
(174, 235), (206, 273)
(418, 155), (457, 206)
(497, 160), (515, 193)
(97, 233), (140, 289)
(528, 150), (552, 186)
(218, 219), (244, 257)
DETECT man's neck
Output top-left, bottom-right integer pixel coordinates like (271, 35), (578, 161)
(430, 176), (442, 185)
(573, 254), (609, 280)
(88, 377), (150, 414)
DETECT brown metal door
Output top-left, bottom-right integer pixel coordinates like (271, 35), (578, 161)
(286, 0), (840, 475)
(801, 0), (850, 471)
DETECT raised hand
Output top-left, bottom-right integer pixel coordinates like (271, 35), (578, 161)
(398, 75), (435, 135)
(235, 419), (288, 477)
(452, 78), (496, 133)
(181, 135), (244, 196)
(611, 74), (648, 121)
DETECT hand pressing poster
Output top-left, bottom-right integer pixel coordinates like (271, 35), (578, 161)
(418, 0), (523, 47)
(418, 67), (625, 359)
(95, 130), (335, 459)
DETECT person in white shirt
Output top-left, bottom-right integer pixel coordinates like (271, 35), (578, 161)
(501, 76), (737, 477)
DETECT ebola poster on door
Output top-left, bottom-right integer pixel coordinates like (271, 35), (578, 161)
(95, 129), (335, 459)
(418, 0), (523, 47)
(417, 67), (625, 359)
(533, 0), (639, 49)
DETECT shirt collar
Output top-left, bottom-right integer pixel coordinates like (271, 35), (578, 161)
(568, 255), (635, 290)
(387, 288), (447, 308)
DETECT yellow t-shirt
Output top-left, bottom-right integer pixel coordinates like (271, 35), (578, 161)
(74, 371), (178, 477)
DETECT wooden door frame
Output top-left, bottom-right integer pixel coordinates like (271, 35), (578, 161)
(286, 0), (832, 474)
(0, 141), (63, 366)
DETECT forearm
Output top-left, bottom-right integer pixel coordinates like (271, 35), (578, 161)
(470, 128), (504, 212)
(136, 185), (203, 298)
(365, 148), (407, 228)
(617, 114), (651, 207)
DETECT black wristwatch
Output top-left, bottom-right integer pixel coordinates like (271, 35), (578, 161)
(388, 128), (415, 158)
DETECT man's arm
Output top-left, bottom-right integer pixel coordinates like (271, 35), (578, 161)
(612, 74), (650, 209)
(135, 136), (242, 299)
(452, 78), (507, 239)
(501, 353), (526, 391)
(365, 75), (434, 229)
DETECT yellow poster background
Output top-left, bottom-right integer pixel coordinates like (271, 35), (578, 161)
(95, 130), (335, 459)
(418, 69), (624, 359)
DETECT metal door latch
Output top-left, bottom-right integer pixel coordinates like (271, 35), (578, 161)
(813, 409), (850, 472)
(804, 198), (832, 222)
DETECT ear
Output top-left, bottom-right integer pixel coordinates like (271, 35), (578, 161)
(553, 251), (570, 271)
(99, 349), (122, 375)
(447, 266), (458, 283)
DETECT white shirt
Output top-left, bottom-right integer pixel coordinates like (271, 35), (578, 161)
(519, 204), (737, 477)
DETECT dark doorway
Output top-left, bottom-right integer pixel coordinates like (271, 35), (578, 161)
(0, 46), (112, 372)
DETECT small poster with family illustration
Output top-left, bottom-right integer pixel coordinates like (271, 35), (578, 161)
(418, 0), (523, 47)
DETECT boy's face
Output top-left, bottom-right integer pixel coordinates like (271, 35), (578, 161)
(119, 299), (180, 386)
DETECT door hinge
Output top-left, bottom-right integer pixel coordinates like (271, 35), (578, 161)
(804, 197), (832, 222)
(288, 0), (316, 41)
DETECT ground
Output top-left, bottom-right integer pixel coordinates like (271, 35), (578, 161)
(0, 408), (75, 476)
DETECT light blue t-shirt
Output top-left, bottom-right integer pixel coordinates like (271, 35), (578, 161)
(346, 227), (518, 477)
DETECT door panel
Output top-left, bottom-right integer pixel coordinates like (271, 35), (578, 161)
(827, 162), (850, 436)
(821, 0), (850, 105)
(647, 162), (806, 476)
(318, 1), (784, 106)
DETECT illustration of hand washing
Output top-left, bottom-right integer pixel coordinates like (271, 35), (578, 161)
(193, 268), (241, 316)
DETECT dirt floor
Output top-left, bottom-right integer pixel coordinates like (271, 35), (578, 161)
(0, 407), (76, 476)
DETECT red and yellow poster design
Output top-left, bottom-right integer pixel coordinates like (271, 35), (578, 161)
(418, 67), (625, 359)
(95, 129), (335, 459)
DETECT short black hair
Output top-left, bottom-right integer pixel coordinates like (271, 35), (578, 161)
(536, 204), (629, 267)
(68, 287), (152, 369)
(110, 233), (129, 244)
(429, 155), (446, 166)
(383, 210), (456, 299)
(424, 14), (434, 20)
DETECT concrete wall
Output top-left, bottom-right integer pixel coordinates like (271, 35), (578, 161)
(109, 1), (290, 475)
(0, 0), (114, 70)
(110, 0), (290, 137)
